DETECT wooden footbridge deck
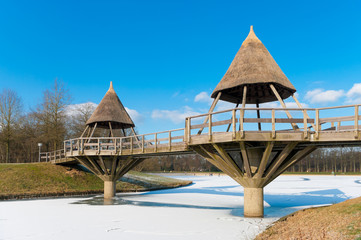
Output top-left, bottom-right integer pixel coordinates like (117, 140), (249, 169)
(43, 104), (361, 164)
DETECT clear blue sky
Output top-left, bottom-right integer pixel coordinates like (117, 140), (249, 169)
(1, 1), (361, 133)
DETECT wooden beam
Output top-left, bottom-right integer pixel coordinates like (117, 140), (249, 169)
(197, 92), (222, 135)
(88, 123), (97, 139)
(212, 143), (244, 177)
(109, 122), (114, 137)
(240, 142), (252, 178)
(255, 142), (274, 178)
(98, 156), (109, 176)
(242, 86), (247, 108)
(270, 84), (298, 130)
(85, 155), (104, 176)
(264, 146), (316, 186)
(264, 142), (298, 179)
(256, 102), (261, 131)
(292, 94), (316, 130)
(226, 103), (239, 132)
(80, 125), (89, 138)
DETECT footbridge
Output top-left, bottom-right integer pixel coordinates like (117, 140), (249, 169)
(41, 26), (361, 217)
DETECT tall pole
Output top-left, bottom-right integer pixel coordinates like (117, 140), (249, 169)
(38, 143), (42, 162)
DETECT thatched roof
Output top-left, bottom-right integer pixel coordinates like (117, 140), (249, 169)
(86, 82), (135, 129)
(211, 26), (296, 104)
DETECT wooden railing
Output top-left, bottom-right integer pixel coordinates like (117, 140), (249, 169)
(40, 149), (65, 162)
(185, 104), (361, 142)
(63, 128), (185, 156)
(45, 104), (361, 160)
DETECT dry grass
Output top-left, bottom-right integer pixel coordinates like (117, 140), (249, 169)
(256, 197), (361, 240)
(0, 163), (191, 200)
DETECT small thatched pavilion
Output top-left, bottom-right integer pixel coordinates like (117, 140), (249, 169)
(75, 82), (143, 199)
(193, 26), (314, 217)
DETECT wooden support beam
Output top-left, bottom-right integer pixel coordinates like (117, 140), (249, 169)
(255, 142), (274, 178)
(242, 86), (247, 108)
(88, 123), (97, 139)
(197, 92), (221, 135)
(193, 146), (246, 186)
(240, 142), (252, 178)
(75, 157), (104, 180)
(80, 125), (89, 138)
(256, 102), (261, 131)
(111, 156), (118, 176)
(212, 144), (244, 177)
(85, 155), (104, 176)
(226, 103), (239, 132)
(109, 122), (114, 137)
(98, 156), (109, 176)
(292, 94), (316, 130)
(264, 142), (298, 179)
(270, 84), (298, 130)
(264, 146), (316, 187)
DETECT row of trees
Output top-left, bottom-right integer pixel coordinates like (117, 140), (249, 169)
(1, 80), (360, 173)
(0, 80), (94, 163)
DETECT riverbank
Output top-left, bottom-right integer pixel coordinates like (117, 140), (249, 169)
(256, 195), (361, 239)
(0, 163), (192, 200)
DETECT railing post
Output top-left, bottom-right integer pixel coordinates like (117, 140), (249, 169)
(355, 105), (359, 138)
(154, 133), (158, 152)
(97, 139), (101, 154)
(64, 141), (66, 157)
(77, 139), (80, 154)
(130, 137), (133, 154)
(303, 110), (308, 139)
(315, 109), (319, 139)
(70, 141), (73, 156)
(119, 138), (122, 155)
(240, 108), (245, 139)
(272, 109), (276, 139)
(208, 114), (212, 141)
(169, 131), (172, 151)
(232, 109), (236, 139)
(142, 135), (145, 153)
(185, 117), (191, 144)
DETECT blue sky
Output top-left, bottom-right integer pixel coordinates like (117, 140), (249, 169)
(0, 1), (361, 133)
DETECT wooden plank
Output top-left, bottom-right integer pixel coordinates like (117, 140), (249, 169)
(197, 92), (221, 134)
(255, 142), (274, 178)
(264, 142), (298, 179)
(270, 84), (298, 130)
(319, 115), (361, 124)
(292, 94), (316, 130)
(240, 142), (252, 177)
(212, 144), (244, 178)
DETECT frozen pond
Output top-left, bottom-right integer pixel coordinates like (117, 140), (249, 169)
(1, 175), (361, 240)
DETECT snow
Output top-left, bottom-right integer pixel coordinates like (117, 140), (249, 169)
(1, 175), (361, 240)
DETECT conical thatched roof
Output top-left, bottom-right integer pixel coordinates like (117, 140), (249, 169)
(211, 26), (296, 104)
(86, 82), (135, 129)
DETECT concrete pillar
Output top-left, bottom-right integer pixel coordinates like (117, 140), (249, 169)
(244, 187), (264, 217)
(104, 180), (116, 199)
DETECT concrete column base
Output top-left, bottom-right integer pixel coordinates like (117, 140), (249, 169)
(244, 187), (264, 218)
(104, 181), (116, 199)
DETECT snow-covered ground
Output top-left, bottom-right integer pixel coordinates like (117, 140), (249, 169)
(1, 175), (361, 240)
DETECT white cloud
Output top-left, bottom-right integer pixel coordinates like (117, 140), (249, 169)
(151, 106), (201, 124)
(65, 102), (97, 117)
(194, 92), (213, 105)
(346, 83), (361, 104)
(305, 88), (344, 104)
(125, 107), (143, 124)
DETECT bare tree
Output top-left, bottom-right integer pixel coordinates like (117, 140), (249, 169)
(35, 79), (71, 151)
(0, 89), (23, 163)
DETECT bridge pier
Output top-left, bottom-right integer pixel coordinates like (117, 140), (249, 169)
(104, 180), (116, 199)
(244, 187), (264, 217)
(192, 142), (316, 218)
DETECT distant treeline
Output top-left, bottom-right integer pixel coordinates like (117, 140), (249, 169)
(1, 80), (361, 173)
(136, 147), (361, 173)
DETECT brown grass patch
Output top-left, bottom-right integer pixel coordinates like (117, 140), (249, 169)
(256, 197), (361, 240)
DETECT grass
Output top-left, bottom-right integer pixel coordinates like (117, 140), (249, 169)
(255, 196), (361, 240)
(0, 163), (192, 200)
